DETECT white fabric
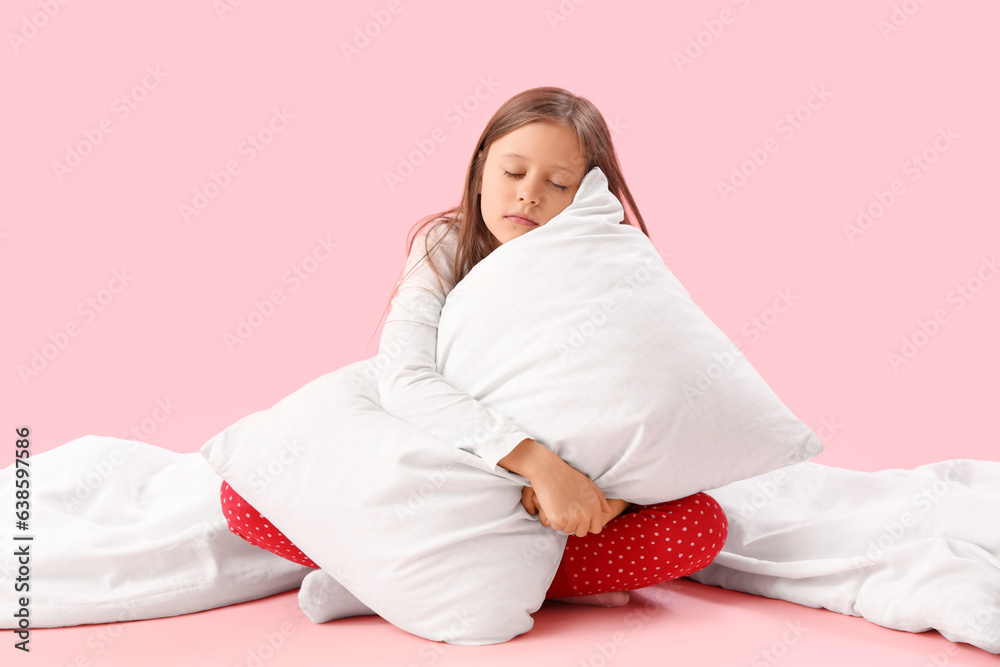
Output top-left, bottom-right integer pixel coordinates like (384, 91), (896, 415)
(7, 166), (994, 650)
(435, 166), (823, 505)
(199, 165), (822, 644)
(689, 459), (1000, 654)
(201, 355), (566, 645)
(0, 436), (311, 629)
(6, 437), (996, 653)
(377, 221), (535, 475)
(298, 568), (374, 621)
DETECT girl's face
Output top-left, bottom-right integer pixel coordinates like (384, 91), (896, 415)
(478, 121), (588, 248)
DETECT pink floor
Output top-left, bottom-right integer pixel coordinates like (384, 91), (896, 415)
(30, 578), (996, 667)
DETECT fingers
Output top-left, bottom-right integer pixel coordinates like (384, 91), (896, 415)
(539, 508), (575, 536)
(530, 483), (615, 537)
(552, 517), (580, 537)
(520, 486), (537, 515)
(595, 487), (612, 514)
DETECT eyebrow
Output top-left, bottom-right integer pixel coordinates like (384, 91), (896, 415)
(500, 152), (576, 177)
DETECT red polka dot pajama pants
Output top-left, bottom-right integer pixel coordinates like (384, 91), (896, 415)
(219, 480), (728, 598)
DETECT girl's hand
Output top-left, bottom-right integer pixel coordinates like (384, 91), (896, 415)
(522, 486), (632, 534)
(522, 458), (614, 538)
(597, 498), (633, 531)
(520, 485), (540, 515)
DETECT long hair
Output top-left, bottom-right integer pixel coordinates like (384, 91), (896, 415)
(366, 86), (650, 351)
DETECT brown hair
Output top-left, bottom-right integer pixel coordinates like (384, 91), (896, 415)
(365, 86), (650, 351)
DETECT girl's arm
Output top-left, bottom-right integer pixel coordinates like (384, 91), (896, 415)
(376, 222), (613, 536)
(375, 222), (536, 475)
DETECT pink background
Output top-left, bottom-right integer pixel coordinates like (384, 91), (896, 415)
(2, 1), (998, 665)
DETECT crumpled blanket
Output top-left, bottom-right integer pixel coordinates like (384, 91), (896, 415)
(690, 459), (1000, 654)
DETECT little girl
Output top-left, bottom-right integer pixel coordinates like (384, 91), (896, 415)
(220, 86), (728, 618)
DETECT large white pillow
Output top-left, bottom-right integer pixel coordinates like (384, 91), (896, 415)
(199, 165), (822, 644)
(200, 360), (567, 646)
(436, 165), (823, 505)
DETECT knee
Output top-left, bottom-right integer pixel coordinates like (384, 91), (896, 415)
(220, 479), (234, 504)
(219, 479), (244, 531)
(692, 492), (728, 555)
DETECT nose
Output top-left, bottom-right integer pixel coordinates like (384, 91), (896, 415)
(518, 189), (537, 205)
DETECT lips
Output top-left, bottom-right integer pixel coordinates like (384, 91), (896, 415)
(506, 214), (537, 227)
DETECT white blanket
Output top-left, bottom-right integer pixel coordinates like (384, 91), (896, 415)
(2, 438), (997, 654)
(0, 436), (311, 629)
(690, 459), (1000, 654)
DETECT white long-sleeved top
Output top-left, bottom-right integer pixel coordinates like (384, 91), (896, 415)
(375, 220), (535, 476)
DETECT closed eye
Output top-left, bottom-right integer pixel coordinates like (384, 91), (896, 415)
(503, 170), (569, 191)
